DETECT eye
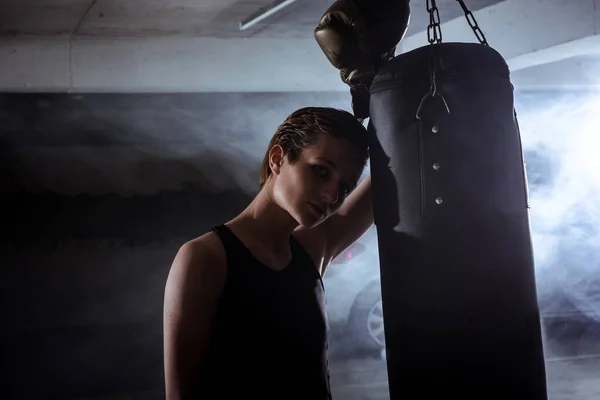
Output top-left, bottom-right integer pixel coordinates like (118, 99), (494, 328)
(311, 164), (329, 177)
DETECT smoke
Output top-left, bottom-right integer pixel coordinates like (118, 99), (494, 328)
(0, 92), (354, 197)
(516, 91), (600, 321)
(325, 91), (600, 342)
(4, 91), (599, 323)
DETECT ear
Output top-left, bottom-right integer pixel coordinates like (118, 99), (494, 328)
(268, 145), (285, 176)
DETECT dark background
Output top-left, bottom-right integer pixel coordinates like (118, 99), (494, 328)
(0, 92), (351, 399)
(1, 90), (599, 399)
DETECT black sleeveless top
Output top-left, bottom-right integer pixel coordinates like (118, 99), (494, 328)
(197, 224), (332, 399)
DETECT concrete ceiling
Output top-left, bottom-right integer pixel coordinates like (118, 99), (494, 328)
(0, 0), (599, 92)
(0, 0), (500, 39)
(512, 54), (600, 91)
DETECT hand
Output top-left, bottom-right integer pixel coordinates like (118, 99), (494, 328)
(314, 0), (411, 118)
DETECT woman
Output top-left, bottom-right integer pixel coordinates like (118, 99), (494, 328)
(163, 107), (374, 399)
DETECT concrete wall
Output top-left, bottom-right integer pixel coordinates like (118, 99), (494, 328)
(0, 92), (353, 196)
(1, 188), (252, 399)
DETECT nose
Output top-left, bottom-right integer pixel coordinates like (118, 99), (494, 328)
(320, 181), (339, 206)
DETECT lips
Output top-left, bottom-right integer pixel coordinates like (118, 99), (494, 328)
(308, 203), (326, 218)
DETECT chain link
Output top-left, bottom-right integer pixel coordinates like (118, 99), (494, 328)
(427, 0), (490, 46)
(417, 0), (449, 119)
(457, 0), (489, 46)
(426, 0), (441, 96)
(417, 0), (489, 119)
(426, 0), (443, 44)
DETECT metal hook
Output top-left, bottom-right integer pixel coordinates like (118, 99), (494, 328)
(416, 92), (450, 120)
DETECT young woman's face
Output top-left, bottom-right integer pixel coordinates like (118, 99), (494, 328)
(271, 135), (365, 228)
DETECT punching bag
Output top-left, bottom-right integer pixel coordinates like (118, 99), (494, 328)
(315, 1), (548, 398)
(369, 42), (547, 399)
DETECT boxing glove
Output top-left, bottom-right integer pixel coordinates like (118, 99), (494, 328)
(314, 0), (411, 119)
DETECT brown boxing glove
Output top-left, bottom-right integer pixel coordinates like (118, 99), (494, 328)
(314, 0), (411, 119)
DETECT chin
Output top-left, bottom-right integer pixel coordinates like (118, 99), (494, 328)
(295, 212), (326, 229)
(290, 202), (327, 229)
(296, 217), (318, 229)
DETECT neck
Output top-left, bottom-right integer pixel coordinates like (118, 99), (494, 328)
(230, 185), (299, 251)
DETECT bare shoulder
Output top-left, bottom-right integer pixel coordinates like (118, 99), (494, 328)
(182, 231), (226, 266)
(166, 231), (228, 298)
(163, 231), (228, 398)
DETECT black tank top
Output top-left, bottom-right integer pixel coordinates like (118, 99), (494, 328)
(197, 224), (332, 399)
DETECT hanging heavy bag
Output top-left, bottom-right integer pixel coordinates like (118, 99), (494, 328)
(316, 1), (547, 399)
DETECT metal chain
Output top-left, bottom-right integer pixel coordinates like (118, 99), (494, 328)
(426, 0), (443, 45)
(416, 0), (488, 119)
(425, 0), (441, 98)
(457, 0), (489, 46)
(417, 0), (449, 119)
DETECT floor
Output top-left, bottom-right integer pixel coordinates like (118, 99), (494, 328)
(328, 355), (600, 400)
(79, 355), (600, 400)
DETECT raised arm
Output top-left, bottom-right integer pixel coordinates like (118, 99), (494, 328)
(294, 173), (374, 276)
(322, 173), (374, 265)
(163, 235), (226, 399)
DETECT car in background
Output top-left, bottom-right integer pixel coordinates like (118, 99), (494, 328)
(323, 225), (384, 358)
(323, 149), (600, 360)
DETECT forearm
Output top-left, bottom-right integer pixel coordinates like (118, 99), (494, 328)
(339, 173), (373, 229)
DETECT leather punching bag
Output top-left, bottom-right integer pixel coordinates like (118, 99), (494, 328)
(315, 1), (548, 398)
(368, 43), (548, 399)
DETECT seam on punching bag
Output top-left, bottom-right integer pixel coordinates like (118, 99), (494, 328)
(418, 119), (427, 215)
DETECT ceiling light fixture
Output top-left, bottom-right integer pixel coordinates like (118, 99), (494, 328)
(239, 0), (299, 30)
